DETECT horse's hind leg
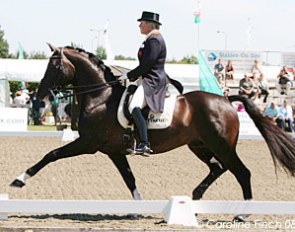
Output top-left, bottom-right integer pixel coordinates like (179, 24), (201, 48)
(226, 151), (252, 200)
(188, 144), (227, 200)
(10, 137), (98, 187)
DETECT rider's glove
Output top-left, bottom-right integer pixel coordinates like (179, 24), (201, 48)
(128, 75), (138, 82)
(118, 73), (128, 81)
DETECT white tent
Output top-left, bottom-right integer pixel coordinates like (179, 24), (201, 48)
(0, 59), (49, 107)
(0, 59), (48, 82)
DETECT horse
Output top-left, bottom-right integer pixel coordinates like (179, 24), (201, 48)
(10, 44), (295, 220)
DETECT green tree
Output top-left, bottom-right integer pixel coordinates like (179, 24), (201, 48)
(95, 46), (107, 60)
(29, 51), (48, 59)
(115, 55), (136, 60)
(179, 55), (198, 64)
(0, 26), (9, 58)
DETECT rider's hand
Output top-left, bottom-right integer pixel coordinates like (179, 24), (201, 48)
(118, 73), (128, 81)
(128, 75), (138, 82)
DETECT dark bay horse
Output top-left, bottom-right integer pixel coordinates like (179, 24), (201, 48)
(10, 44), (295, 215)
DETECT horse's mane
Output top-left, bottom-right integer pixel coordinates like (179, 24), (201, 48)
(64, 46), (115, 82)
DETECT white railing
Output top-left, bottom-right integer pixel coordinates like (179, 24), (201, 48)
(1, 195), (295, 227)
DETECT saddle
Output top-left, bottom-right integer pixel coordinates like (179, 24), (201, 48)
(117, 85), (177, 130)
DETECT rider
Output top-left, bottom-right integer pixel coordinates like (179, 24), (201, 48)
(119, 11), (169, 155)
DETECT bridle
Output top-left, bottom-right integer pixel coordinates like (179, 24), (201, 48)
(45, 47), (121, 99)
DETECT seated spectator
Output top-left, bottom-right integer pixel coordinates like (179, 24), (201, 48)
(257, 74), (269, 103)
(276, 66), (293, 95)
(214, 58), (225, 81)
(277, 99), (294, 132)
(217, 75), (230, 97)
(263, 101), (279, 124)
(225, 59), (235, 84)
(238, 73), (260, 100)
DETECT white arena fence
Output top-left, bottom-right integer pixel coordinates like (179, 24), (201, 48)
(1, 195), (295, 227)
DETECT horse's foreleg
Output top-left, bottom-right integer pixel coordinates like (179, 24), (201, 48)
(10, 137), (97, 188)
(108, 154), (142, 200)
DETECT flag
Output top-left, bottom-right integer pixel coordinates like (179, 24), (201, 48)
(18, 42), (24, 59)
(18, 42), (27, 91)
(198, 51), (223, 96)
(194, 9), (201, 24)
(102, 20), (115, 64)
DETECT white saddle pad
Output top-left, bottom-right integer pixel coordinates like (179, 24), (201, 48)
(117, 88), (177, 129)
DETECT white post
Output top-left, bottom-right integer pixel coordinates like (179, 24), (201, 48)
(163, 196), (198, 227)
(0, 194), (8, 220)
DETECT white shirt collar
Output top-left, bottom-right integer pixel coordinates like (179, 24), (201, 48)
(145, 29), (159, 40)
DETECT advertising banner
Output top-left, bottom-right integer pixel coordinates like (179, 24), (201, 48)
(202, 50), (262, 74)
(0, 108), (28, 131)
(281, 52), (295, 67)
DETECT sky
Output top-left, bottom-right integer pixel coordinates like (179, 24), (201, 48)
(0, 0), (295, 60)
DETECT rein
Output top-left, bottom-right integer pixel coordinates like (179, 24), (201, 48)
(54, 80), (121, 99)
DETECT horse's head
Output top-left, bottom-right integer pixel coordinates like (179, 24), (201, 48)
(38, 43), (76, 99)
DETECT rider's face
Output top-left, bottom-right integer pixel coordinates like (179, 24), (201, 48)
(139, 21), (152, 35)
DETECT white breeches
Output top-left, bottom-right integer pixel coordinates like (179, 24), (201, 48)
(128, 84), (147, 113)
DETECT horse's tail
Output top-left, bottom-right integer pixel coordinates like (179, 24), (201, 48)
(168, 76), (184, 94)
(229, 95), (295, 176)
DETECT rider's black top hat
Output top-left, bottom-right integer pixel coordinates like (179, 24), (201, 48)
(137, 11), (162, 25)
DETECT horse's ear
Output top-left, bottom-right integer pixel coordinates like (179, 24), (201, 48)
(47, 42), (59, 52)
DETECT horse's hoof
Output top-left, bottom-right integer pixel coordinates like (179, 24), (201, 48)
(233, 216), (245, 223)
(10, 179), (25, 188)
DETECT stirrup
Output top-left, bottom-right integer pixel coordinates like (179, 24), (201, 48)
(135, 143), (152, 157)
(127, 142), (152, 157)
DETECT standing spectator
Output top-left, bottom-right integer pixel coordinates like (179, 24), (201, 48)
(277, 100), (294, 132)
(14, 89), (29, 107)
(51, 91), (64, 126)
(251, 59), (264, 82)
(14, 87), (30, 107)
(257, 74), (269, 103)
(276, 66), (293, 95)
(263, 101), (279, 124)
(238, 73), (260, 100)
(214, 58), (225, 81)
(225, 59), (235, 85)
(29, 87), (42, 125)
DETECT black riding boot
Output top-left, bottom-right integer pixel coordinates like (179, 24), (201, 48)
(131, 107), (151, 156)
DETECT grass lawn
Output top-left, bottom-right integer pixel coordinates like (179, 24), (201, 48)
(28, 124), (58, 131)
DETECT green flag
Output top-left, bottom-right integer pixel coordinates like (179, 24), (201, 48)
(18, 42), (24, 59)
(194, 16), (200, 24)
(198, 51), (223, 96)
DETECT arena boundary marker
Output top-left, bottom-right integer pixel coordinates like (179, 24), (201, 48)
(2, 195), (295, 227)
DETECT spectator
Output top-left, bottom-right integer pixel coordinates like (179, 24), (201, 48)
(29, 87), (42, 125)
(251, 59), (264, 82)
(214, 58), (225, 81)
(217, 75), (230, 97)
(51, 91), (64, 126)
(14, 87), (30, 107)
(257, 74), (269, 103)
(263, 101), (279, 124)
(238, 73), (260, 100)
(277, 99), (294, 132)
(225, 59), (235, 84)
(276, 66), (293, 95)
